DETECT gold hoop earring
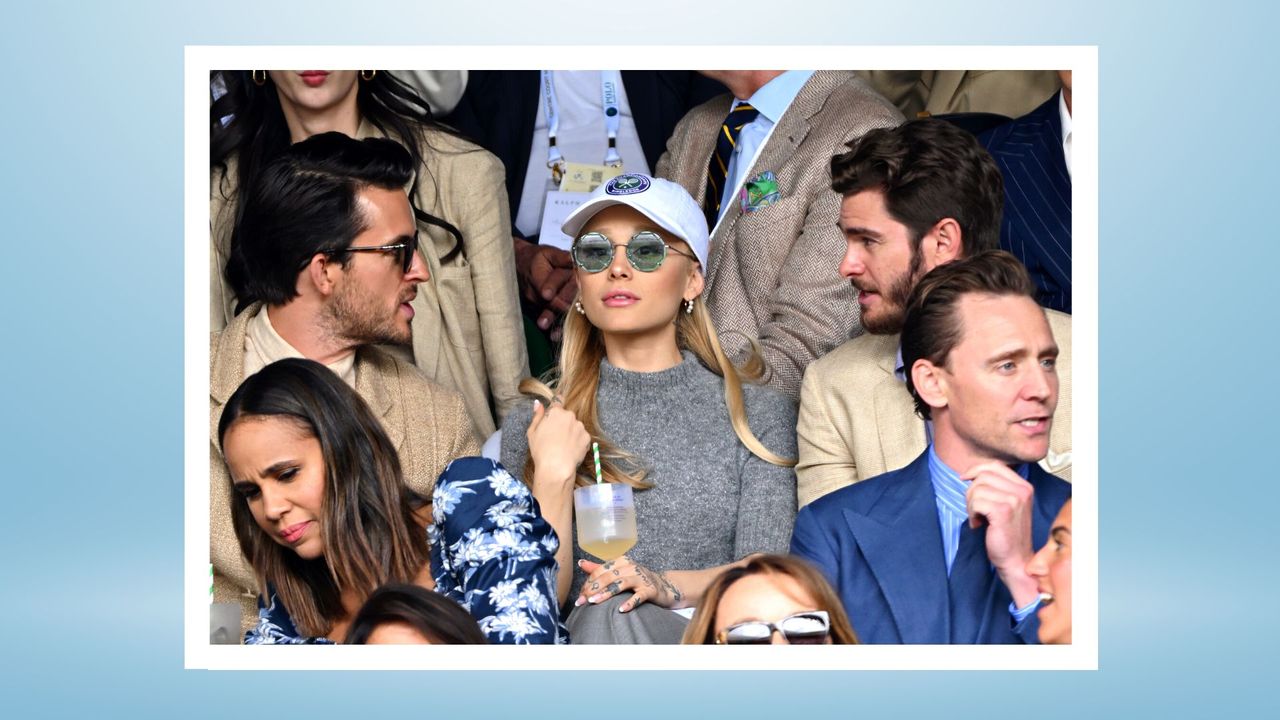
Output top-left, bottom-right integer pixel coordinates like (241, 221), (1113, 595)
(252, 70), (267, 86)
(361, 70), (377, 81)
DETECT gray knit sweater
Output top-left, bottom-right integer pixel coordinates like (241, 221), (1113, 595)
(500, 351), (798, 607)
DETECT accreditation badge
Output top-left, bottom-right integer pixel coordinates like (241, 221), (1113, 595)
(558, 162), (624, 193)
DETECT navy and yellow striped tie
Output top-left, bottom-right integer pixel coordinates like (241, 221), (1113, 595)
(704, 102), (760, 226)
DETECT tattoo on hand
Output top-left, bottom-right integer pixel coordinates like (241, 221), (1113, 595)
(605, 581), (620, 595)
(657, 571), (682, 605)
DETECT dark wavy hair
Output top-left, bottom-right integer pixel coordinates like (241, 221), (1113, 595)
(681, 554), (859, 645)
(217, 358), (429, 638)
(830, 118), (1004, 256)
(345, 584), (486, 645)
(210, 71), (468, 303)
(901, 250), (1038, 420)
(228, 132), (415, 312)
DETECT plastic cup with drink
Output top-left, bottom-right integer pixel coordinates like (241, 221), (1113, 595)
(574, 441), (637, 561)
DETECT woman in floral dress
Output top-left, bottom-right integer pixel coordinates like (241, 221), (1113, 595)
(218, 358), (565, 644)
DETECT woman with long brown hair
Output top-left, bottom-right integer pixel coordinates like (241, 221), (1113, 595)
(219, 358), (564, 644)
(501, 174), (798, 643)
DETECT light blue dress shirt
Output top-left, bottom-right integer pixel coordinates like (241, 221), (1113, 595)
(716, 70), (816, 224)
(925, 445), (1040, 623)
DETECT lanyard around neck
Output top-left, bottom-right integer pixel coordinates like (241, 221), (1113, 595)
(541, 70), (624, 182)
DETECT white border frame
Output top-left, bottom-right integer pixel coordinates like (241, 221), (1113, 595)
(185, 46), (1098, 670)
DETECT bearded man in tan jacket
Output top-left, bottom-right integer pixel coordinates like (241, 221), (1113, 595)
(797, 120), (1071, 508)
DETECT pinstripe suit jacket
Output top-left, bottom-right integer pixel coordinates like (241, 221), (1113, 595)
(981, 92), (1073, 313)
(656, 71), (903, 400)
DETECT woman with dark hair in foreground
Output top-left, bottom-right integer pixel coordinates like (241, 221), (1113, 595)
(346, 584), (486, 644)
(219, 358), (564, 644)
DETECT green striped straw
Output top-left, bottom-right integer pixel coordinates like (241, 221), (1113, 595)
(592, 441), (603, 485)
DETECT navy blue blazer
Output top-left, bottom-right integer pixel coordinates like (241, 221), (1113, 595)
(980, 92), (1073, 314)
(444, 71), (724, 238)
(791, 451), (1071, 644)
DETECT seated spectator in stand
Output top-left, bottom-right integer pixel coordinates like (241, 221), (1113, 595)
(446, 71), (724, 357)
(980, 71), (1073, 313)
(855, 70), (1061, 120)
(1026, 498), (1073, 644)
(211, 69), (525, 436)
(345, 583), (487, 644)
(656, 70), (902, 400)
(791, 252), (1071, 644)
(797, 119), (1072, 508)
(501, 174), (798, 644)
(209, 134), (480, 631)
(221, 359), (565, 644)
(681, 554), (858, 645)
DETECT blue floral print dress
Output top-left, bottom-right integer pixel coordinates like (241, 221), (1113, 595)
(244, 457), (567, 644)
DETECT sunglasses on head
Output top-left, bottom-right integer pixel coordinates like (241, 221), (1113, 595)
(336, 232), (420, 274)
(571, 230), (696, 273)
(715, 610), (831, 645)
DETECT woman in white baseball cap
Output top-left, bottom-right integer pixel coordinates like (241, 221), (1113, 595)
(500, 173), (798, 644)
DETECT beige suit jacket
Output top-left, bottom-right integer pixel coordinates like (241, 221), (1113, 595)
(211, 122), (526, 437)
(209, 304), (481, 628)
(796, 309), (1072, 507)
(656, 71), (902, 400)
(855, 71), (1062, 120)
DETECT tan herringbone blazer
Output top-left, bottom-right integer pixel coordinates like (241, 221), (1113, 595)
(209, 304), (482, 630)
(796, 309), (1073, 507)
(211, 122), (526, 436)
(656, 71), (903, 401)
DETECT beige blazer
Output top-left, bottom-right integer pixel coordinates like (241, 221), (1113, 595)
(210, 122), (526, 437)
(855, 71), (1062, 120)
(656, 71), (902, 400)
(209, 304), (482, 629)
(796, 309), (1073, 507)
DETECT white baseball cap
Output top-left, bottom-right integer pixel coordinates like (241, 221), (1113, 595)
(561, 173), (710, 269)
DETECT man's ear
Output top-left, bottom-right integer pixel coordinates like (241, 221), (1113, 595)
(303, 253), (339, 298)
(922, 217), (964, 269)
(911, 358), (949, 414)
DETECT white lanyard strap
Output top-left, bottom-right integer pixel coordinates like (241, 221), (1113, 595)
(601, 70), (623, 167)
(541, 70), (566, 182)
(541, 70), (625, 179)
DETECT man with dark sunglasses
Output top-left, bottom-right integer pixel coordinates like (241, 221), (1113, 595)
(209, 133), (480, 634)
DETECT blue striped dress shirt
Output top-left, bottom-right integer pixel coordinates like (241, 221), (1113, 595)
(925, 445), (1039, 622)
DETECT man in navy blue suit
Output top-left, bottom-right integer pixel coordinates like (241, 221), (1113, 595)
(791, 250), (1071, 644)
(980, 72), (1073, 314)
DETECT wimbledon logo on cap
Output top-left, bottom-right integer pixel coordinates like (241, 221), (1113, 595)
(605, 174), (649, 195)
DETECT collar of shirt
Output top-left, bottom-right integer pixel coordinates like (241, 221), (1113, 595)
(244, 306), (357, 386)
(1058, 89), (1072, 179)
(894, 343), (907, 383)
(740, 70), (814, 124)
(927, 444), (1032, 515)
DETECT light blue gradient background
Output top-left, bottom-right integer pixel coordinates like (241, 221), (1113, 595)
(3, 0), (1273, 716)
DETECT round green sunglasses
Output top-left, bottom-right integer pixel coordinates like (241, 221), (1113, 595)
(571, 231), (697, 273)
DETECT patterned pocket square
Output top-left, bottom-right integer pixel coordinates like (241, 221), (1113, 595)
(739, 170), (782, 214)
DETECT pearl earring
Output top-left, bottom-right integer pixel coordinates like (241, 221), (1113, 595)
(574, 301), (586, 315)
(685, 299), (695, 315)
